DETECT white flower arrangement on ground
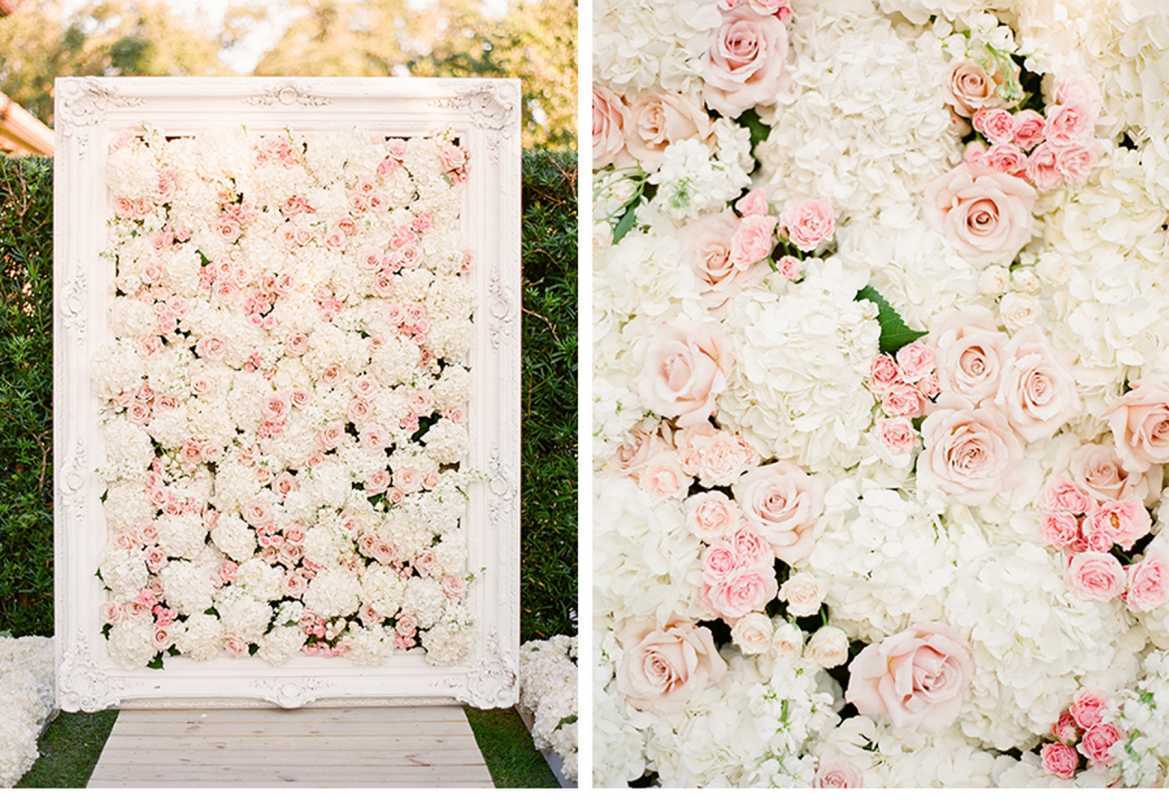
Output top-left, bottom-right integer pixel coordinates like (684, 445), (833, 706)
(519, 635), (579, 782)
(593, 0), (1169, 787)
(96, 127), (477, 668)
(0, 636), (54, 787)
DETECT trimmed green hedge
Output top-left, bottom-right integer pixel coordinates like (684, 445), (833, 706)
(0, 150), (577, 643)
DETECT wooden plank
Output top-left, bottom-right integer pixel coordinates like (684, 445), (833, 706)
(88, 705), (493, 788)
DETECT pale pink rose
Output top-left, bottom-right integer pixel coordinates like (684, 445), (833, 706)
(924, 163), (1036, 267)
(684, 491), (743, 543)
(945, 61), (1008, 117)
(1070, 444), (1148, 504)
(1079, 723), (1121, 766)
(775, 255), (802, 281)
(869, 354), (900, 387)
(624, 90), (712, 171)
(1052, 709), (1080, 743)
(702, 543), (740, 580)
(1086, 500), (1150, 550)
(917, 372), (942, 400)
(878, 416), (917, 454)
(1041, 512), (1080, 549)
(1041, 742), (1079, 779)
(845, 623), (973, 731)
(615, 616), (728, 713)
(733, 461), (823, 562)
(814, 757), (863, 788)
(1044, 479), (1093, 515)
(1012, 109), (1047, 150)
(895, 340), (936, 383)
(1025, 143), (1063, 191)
(1106, 382), (1169, 472)
(1069, 690), (1108, 729)
(1055, 76), (1103, 109)
(731, 527), (771, 568)
(963, 140), (988, 168)
(674, 422), (758, 486)
(593, 86), (631, 169)
(1055, 141), (1097, 184)
(703, 566), (778, 621)
(637, 450), (691, 499)
(1125, 551), (1168, 612)
(701, 7), (788, 117)
(1045, 103), (1095, 148)
(995, 326), (1080, 442)
(779, 198), (835, 252)
(684, 210), (748, 306)
(917, 397), (1024, 503)
(608, 423), (672, 479)
(881, 382), (925, 418)
(984, 143), (1027, 177)
(932, 308), (1008, 403)
(730, 612), (772, 655)
(1066, 551), (1126, 600)
(973, 107), (1016, 144)
(639, 322), (733, 427)
(735, 188), (769, 217)
(730, 214), (778, 267)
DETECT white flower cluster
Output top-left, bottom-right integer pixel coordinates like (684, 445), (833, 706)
(593, 0), (1169, 788)
(519, 635), (579, 782)
(0, 637), (54, 788)
(97, 127), (476, 669)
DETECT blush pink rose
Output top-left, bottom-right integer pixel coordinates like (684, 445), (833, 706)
(1044, 479), (1093, 516)
(1125, 550), (1168, 613)
(932, 308), (1008, 404)
(702, 566), (779, 621)
(735, 188), (769, 216)
(1069, 690), (1108, 729)
(983, 143), (1027, 177)
(624, 90), (713, 171)
(1012, 109), (1047, 150)
(702, 543), (740, 580)
(1052, 708), (1080, 743)
(917, 396), (1024, 504)
(844, 623), (973, 731)
(731, 527), (771, 568)
(733, 462), (823, 562)
(1055, 142), (1097, 184)
(870, 354), (900, 387)
(945, 61), (1008, 117)
(639, 322), (733, 427)
(1079, 723), (1122, 766)
(813, 758), (864, 788)
(924, 163), (1037, 267)
(593, 86), (631, 169)
(1106, 382), (1169, 473)
(616, 616), (728, 714)
(1066, 551), (1126, 601)
(895, 340), (936, 384)
(881, 382), (925, 418)
(779, 198), (835, 252)
(1040, 742), (1079, 779)
(877, 416), (917, 454)
(973, 107), (1016, 145)
(674, 423), (758, 487)
(1086, 500), (1150, 550)
(637, 451), (691, 499)
(1069, 444), (1148, 504)
(775, 255), (802, 281)
(1025, 143), (1063, 191)
(1045, 103), (1095, 148)
(684, 210), (765, 307)
(684, 491), (743, 543)
(701, 7), (789, 117)
(994, 326), (1080, 442)
(1041, 511), (1080, 549)
(730, 214), (778, 267)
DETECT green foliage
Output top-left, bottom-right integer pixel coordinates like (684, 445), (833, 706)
(855, 284), (928, 354)
(464, 707), (559, 788)
(0, 156), (54, 638)
(17, 710), (118, 788)
(735, 108), (772, 150)
(0, 150), (578, 644)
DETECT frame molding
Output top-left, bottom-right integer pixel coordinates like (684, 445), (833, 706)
(53, 77), (522, 711)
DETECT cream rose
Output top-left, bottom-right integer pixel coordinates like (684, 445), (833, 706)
(777, 572), (825, 617)
(638, 322), (733, 427)
(806, 625), (849, 669)
(994, 326), (1079, 442)
(593, 85), (631, 169)
(616, 616), (728, 714)
(932, 308), (1008, 404)
(945, 61), (1008, 117)
(1106, 382), (1169, 473)
(684, 491), (742, 543)
(730, 611), (773, 655)
(701, 7), (788, 118)
(684, 210), (763, 309)
(733, 461), (823, 562)
(924, 163), (1037, 267)
(624, 90), (713, 171)
(1069, 443), (1149, 503)
(917, 397), (1024, 504)
(845, 623), (973, 731)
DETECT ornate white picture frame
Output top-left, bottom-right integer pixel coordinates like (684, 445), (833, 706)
(53, 77), (521, 711)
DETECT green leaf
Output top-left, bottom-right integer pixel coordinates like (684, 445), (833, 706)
(612, 202), (638, 244)
(735, 108), (772, 150)
(855, 285), (927, 354)
(147, 654), (165, 670)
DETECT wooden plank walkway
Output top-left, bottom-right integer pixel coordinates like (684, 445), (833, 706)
(88, 705), (493, 787)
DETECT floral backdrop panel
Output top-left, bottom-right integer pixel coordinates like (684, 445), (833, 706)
(593, 0), (1169, 788)
(55, 78), (521, 711)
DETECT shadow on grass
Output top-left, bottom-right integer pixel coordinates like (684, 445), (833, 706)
(464, 706), (558, 788)
(18, 710), (118, 788)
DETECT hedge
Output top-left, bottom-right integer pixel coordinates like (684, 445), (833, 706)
(0, 150), (578, 643)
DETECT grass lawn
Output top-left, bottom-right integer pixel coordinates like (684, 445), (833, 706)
(16, 707), (557, 788)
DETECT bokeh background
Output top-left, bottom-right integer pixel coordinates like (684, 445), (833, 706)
(0, 0), (576, 786)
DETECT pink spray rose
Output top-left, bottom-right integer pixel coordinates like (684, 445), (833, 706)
(1125, 550), (1168, 613)
(881, 383), (926, 418)
(1025, 143), (1063, 191)
(1044, 103), (1095, 148)
(1012, 109), (1047, 150)
(624, 90), (713, 171)
(733, 461), (823, 562)
(1055, 142), (1097, 184)
(924, 163), (1036, 266)
(593, 86), (631, 169)
(877, 416), (918, 455)
(845, 623), (973, 731)
(813, 758), (864, 788)
(869, 354), (900, 387)
(973, 107), (1016, 145)
(637, 450), (691, 500)
(638, 322), (733, 427)
(616, 616), (728, 714)
(1041, 742), (1079, 779)
(1052, 709), (1080, 744)
(895, 340), (936, 384)
(730, 214), (778, 267)
(1085, 500), (1150, 550)
(779, 198), (835, 252)
(1066, 551), (1126, 601)
(1043, 478), (1093, 516)
(735, 188), (769, 217)
(674, 422), (758, 486)
(1079, 723), (1122, 766)
(1106, 382), (1169, 472)
(684, 491), (743, 543)
(701, 6), (789, 117)
(1069, 690), (1108, 729)
(917, 396), (1024, 504)
(702, 566), (779, 621)
(1041, 512), (1080, 550)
